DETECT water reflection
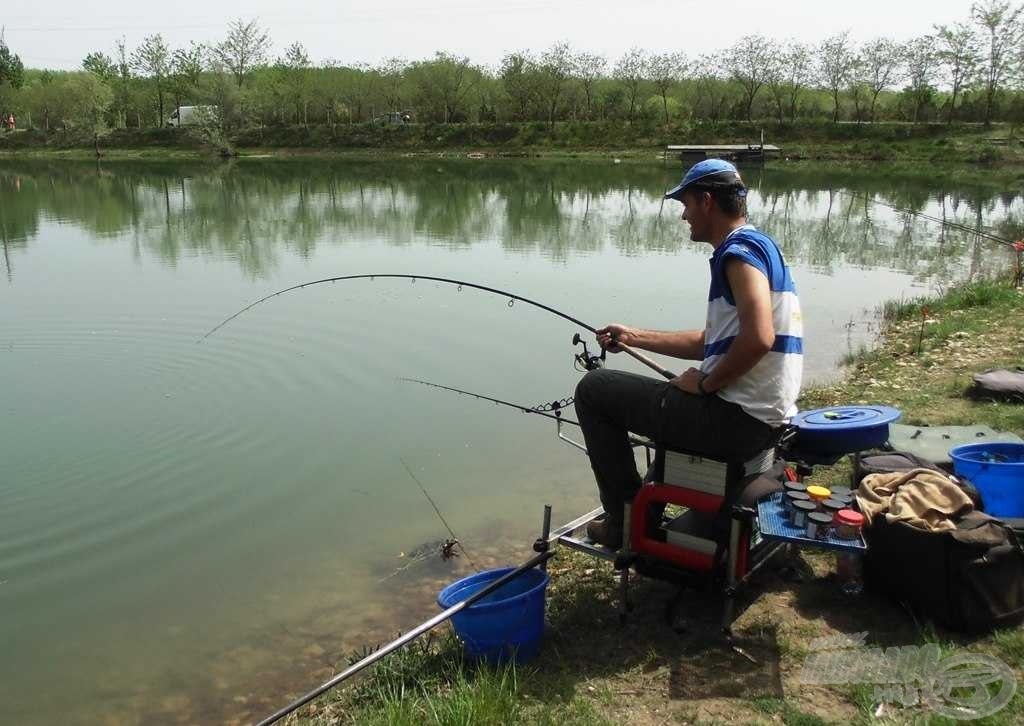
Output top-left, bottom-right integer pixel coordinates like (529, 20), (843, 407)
(1, 159), (1020, 282)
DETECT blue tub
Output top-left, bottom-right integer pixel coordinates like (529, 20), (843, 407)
(950, 442), (1024, 517)
(437, 566), (548, 664)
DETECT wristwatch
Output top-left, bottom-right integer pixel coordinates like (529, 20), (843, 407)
(697, 373), (711, 396)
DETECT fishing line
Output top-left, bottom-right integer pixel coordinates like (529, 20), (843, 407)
(399, 458), (477, 569)
(836, 190), (1018, 247)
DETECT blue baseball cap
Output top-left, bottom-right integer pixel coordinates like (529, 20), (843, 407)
(665, 159), (745, 200)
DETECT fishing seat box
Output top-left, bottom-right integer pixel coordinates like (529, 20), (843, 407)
(632, 447), (782, 574)
(863, 511), (1024, 633)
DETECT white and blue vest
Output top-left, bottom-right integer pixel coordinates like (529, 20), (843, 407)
(700, 224), (803, 426)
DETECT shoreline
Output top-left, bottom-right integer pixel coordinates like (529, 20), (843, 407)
(3, 147), (1023, 191)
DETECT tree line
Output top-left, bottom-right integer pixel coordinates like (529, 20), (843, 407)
(0, 1), (1022, 138)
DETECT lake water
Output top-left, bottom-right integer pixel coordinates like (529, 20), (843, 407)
(0, 158), (1019, 724)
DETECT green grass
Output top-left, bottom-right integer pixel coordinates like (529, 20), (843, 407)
(881, 279), (1021, 323)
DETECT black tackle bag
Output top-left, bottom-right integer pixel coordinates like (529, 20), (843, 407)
(863, 511), (1024, 633)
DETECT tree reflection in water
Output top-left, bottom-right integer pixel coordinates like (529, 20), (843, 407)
(0, 159), (1019, 283)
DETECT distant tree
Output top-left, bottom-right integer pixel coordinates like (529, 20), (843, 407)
(764, 40), (812, 123)
(763, 48), (787, 124)
(33, 71), (58, 130)
(82, 52), (116, 83)
(847, 51), (871, 123)
(724, 35), (772, 121)
(335, 63), (377, 123)
(114, 38), (132, 128)
(171, 42), (207, 119)
(0, 38), (25, 89)
(132, 34), (172, 124)
(903, 36), (937, 123)
(970, 0), (1024, 125)
(499, 52), (537, 121)
(311, 65), (345, 127)
(613, 47), (648, 121)
(783, 42), (813, 121)
(278, 42), (312, 124)
(536, 42), (574, 127)
(205, 64), (252, 130)
(648, 51), (686, 123)
(934, 22), (981, 123)
(474, 73), (501, 122)
(817, 31), (857, 122)
(408, 52), (479, 123)
(377, 57), (408, 114)
(689, 56), (734, 121)
(65, 74), (114, 152)
(859, 38), (905, 121)
(215, 18), (271, 88)
(599, 86), (626, 120)
(574, 52), (605, 119)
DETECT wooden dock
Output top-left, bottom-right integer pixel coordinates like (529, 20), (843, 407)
(664, 144), (780, 165)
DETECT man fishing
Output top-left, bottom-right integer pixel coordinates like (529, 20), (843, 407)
(576, 159), (803, 548)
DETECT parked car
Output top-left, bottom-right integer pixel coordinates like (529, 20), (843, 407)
(166, 106), (218, 127)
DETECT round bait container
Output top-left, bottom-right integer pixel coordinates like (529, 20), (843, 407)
(834, 509), (866, 540)
(822, 499), (845, 518)
(806, 485), (832, 506)
(806, 512), (832, 540)
(785, 491), (811, 512)
(792, 500), (817, 528)
(829, 486), (853, 504)
(783, 480), (807, 496)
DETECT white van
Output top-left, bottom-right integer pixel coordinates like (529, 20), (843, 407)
(166, 106), (217, 127)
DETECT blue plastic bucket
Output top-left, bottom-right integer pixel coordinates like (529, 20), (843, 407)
(950, 442), (1024, 517)
(437, 566), (549, 664)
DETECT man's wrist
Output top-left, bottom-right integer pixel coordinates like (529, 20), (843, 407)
(697, 372), (711, 396)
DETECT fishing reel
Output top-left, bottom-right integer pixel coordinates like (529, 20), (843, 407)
(572, 333), (606, 372)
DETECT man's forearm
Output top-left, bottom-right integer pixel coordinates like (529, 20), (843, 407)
(629, 329), (705, 360)
(702, 332), (771, 392)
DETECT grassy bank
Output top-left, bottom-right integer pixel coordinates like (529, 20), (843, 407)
(1, 120), (1023, 167)
(275, 277), (1023, 726)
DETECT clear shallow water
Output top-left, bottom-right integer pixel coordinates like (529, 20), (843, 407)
(0, 159), (1020, 724)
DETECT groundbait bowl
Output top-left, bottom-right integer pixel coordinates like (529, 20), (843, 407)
(437, 566), (549, 665)
(950, 442), (1024, 518)
(792, 405), (902, 455)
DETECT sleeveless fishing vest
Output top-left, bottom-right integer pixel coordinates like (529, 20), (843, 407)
(700, 224), (803, 427)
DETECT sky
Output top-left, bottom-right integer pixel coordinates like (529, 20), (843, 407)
(4, 0), (978, 71)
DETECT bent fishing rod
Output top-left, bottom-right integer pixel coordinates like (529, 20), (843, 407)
(200, 274), (677, 380)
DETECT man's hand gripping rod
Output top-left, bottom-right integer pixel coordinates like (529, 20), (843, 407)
(572, 333), (676, 380)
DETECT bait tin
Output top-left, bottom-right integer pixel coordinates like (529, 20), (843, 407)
(792, 500), (817, 527)
(785, 491), (811, 512)
(806, 512), (832, 539)
(834, 509), (866, 540)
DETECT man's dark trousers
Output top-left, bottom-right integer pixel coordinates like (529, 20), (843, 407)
(574, 368), (776, 524)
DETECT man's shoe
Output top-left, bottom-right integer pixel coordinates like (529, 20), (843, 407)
(586, 516), (623, 549)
